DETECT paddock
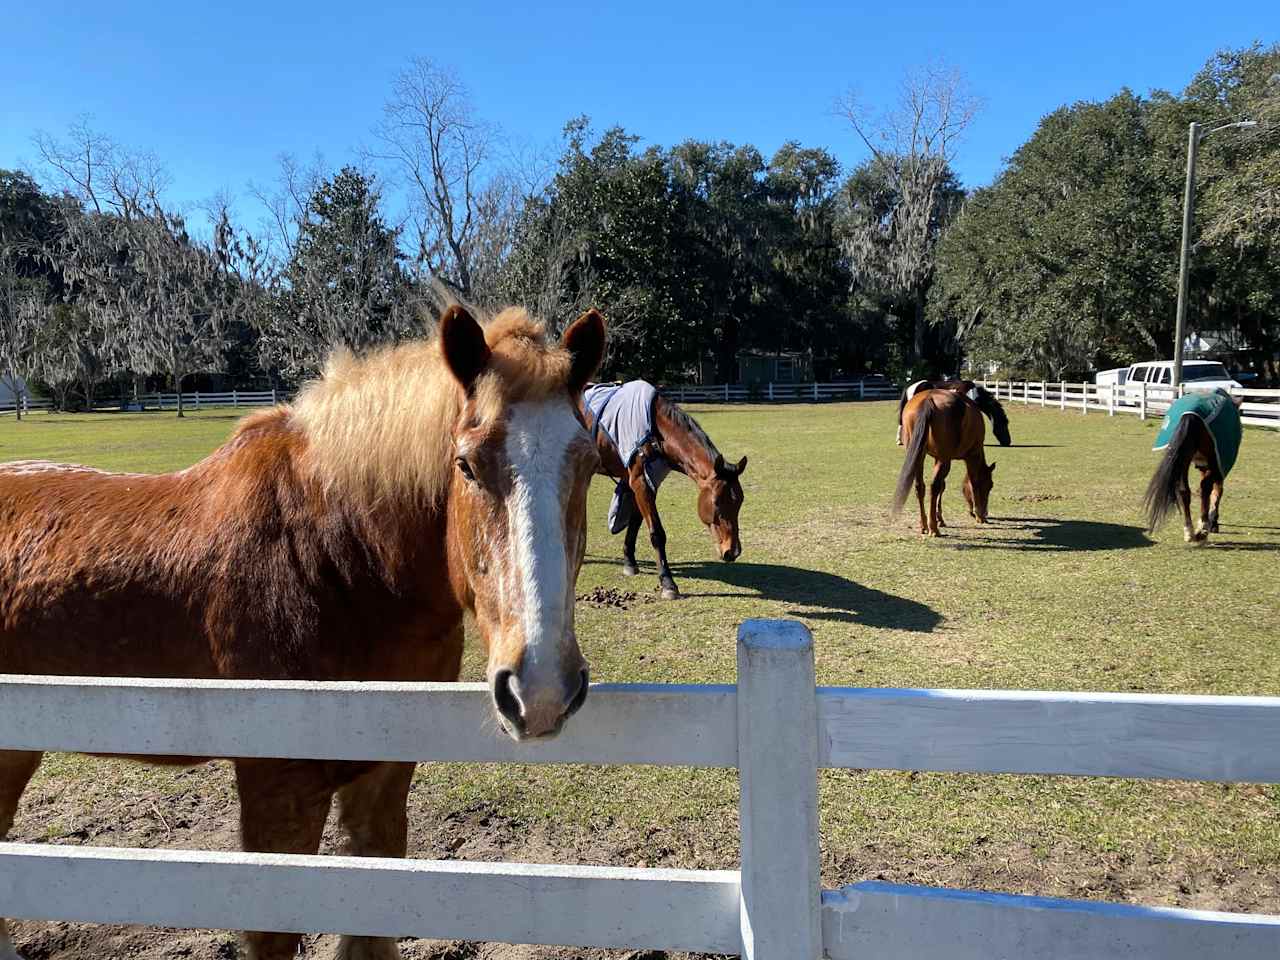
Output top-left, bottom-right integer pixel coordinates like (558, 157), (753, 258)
(1, 400), (1278, 958)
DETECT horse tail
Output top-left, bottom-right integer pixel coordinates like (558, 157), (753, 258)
(893, 396), (933, 514)
(974, 387), (1012, 446)
(897, 388), (909, 427)
(1143, 414), (1198, 532)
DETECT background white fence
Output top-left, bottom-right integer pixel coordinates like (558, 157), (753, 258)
(2, 619), (1279, 958)
(665, 381), (900, 403)
(980, 379), (1280, 430)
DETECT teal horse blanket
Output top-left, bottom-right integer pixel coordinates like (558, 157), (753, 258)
(1153, 389), (1242, 476)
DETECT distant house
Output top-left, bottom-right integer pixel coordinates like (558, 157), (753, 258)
(736, 350), (813, 385)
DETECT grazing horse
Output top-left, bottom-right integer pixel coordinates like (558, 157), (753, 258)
(0, 305), (606, 960)
(896, 379), (1012, 447)
(581, 382), (746, 600)
(893, 389), (996, 537)
(1143, 388), (1243, 543)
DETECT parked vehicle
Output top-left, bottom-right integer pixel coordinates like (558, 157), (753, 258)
(1118, 360), (1242, 395)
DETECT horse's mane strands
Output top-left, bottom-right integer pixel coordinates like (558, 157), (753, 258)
(658, 394), (720, 459)
(288, 307), (572, 507)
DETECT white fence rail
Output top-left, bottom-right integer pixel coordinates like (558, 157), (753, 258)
(980, 379), (1280, 430)
(666, 381), (900, 403)
(0, 397), (54, 415)
(95, 390), (282, 411)
(3, 619), (1279, 958)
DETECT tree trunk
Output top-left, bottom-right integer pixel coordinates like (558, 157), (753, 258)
(913, 288), (927, 367)
(174, 369), (185, 418)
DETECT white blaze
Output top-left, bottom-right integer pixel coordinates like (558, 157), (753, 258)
(503, 399), (582, 687)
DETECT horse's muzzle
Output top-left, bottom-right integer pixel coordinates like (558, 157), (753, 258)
(492, 666), (589, 741)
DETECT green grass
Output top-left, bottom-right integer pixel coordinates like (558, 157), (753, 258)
(5, 402), (1280, 903)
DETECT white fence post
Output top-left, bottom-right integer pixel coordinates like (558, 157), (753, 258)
(1039, 381), (1046, 408)
(812, 382), (818, 401)
(724, 383), (730, 403)
(1140, 381), (1147, 420)
(768, 382), (774, 402)
(1059, 382), (1065, 411)
(233, 390), (239, 408)
(859, 380), (865, 401)
(737, 620), (822, 960)
(272, 387), (278, 405)
(1081, 383), (1087, 415)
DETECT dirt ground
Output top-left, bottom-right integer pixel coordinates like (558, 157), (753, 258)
(7, 759), (1279, 959)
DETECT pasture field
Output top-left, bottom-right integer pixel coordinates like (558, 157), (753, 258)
(3, 402), (1279, 959)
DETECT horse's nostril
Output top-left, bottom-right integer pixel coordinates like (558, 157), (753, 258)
(492, 669), (524, 732)
(565, 668), (590, 718)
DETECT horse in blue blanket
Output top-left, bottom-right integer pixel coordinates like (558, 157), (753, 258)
(1144, 388), (1243, 543)
(582, 381), (746, 599)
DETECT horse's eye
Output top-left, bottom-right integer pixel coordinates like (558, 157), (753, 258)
(456, 457), (476, 482)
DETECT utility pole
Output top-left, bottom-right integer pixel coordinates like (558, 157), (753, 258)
(1172, 120), (1257, 387)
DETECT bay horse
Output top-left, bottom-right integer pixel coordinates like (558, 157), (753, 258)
(893, 389), (996, 536)
(896, 379), (1012, 447)
(581, 384), (746, 600)
(0, 305), (606, 960)
(1143, 389), (1243, 543)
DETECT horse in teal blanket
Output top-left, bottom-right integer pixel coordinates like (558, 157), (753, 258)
(1144, 388), (1242, 543)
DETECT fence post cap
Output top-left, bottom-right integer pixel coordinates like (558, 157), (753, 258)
(738, 619), (812, 652)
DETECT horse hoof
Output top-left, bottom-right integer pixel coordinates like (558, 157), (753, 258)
(659, 584), (680, 600)
(621, 563), (639, 577)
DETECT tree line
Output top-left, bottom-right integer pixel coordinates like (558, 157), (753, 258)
(1, 45), (1276, 416)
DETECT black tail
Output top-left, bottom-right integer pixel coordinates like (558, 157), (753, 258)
(893, 396), (934, 514)
(974, 387), (1012, 446)
(1143, 415), (1198, 532)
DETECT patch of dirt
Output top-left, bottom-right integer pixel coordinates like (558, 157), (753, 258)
(575, 586), (648, 610)
(7, 765), (1280, 958)
(1008, 493), (1066, 503)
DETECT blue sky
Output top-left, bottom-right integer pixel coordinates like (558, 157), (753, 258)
(2, 0), (1272, 224)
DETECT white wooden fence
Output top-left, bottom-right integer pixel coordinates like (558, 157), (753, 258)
(666, 381), (900, 403)
(980, 379), (1280, 430)
(2, 619), (1280, 958)
(96, 390), (282, 411)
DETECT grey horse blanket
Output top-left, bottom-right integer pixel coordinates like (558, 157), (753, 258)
(583, 380), (672, 534)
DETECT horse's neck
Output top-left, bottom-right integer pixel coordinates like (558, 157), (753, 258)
(655, 400), (717, 484)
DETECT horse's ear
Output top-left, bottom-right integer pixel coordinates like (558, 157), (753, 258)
(989, 462), (997, 473)
(713, 453), (725, 474)
(440, 305), (490, 393)
(735, 455), (748, 476)
(563, 309), (606, 394)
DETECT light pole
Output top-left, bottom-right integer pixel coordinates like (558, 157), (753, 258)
(1172, 119), (1257, 387)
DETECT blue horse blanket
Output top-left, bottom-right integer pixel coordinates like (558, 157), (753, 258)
(583, 380), (672, 533)
(1153, 388), (1242, 477)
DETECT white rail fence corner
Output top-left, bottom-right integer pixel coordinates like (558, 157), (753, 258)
(979, 379), (1280, 430)
(3, 620), (1280, 958)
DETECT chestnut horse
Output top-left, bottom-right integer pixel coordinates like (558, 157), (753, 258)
(582, 389), (746, 600)
(893, 389), (996, 536)
(0, 306), (606, 960)
(896, 379), (1012, 447)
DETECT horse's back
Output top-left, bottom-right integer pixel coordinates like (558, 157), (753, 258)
(903, 390), (985, 458)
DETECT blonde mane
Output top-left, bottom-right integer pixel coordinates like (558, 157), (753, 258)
(289, 308), (574, 507)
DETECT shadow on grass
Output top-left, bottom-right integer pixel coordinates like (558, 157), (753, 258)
(952, 517), (1153, 552)
(996, 443), (1060, 449)
(666, 560), (941, 632)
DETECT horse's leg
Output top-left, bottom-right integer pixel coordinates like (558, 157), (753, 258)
(928, 460), (950, 537)
(235, 759), (340, 960)
(1209, 474), (1224, 534)
(333, 762), (416, 960)
(0, 751), (43, 960)
(621, 511), (643, 577)
(631, 473), (677, 599)
(1196, 469), (1214, 541)
(1177, 467), (1196, 543)
(914, 462), (928, 536)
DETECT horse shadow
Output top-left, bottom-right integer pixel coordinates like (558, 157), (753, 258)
(952, 517), (1152, 552)
(667, 560), (941, 632)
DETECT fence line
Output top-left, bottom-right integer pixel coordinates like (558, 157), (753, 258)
(2, 620), (1280, 957)
(979, 379), (1280, 430)
(665, 381), (900, 404)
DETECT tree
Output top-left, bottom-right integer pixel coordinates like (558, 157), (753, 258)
(257, 166), (414, 380)
(374, 58), (515, 298)
(835, 64), (976, 370)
